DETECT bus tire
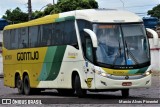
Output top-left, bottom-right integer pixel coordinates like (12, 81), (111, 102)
(74, 75), (86, 98)
(16, 75), (24, 94)
(121, 89), (129, 98)
(57, 89), (75, 96)
(23, 75), (32, 95)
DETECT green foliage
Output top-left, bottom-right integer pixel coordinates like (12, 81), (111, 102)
(32, 11), (43, 19)
(43, 5), (61, 15)
(57, 0), (98, 12)
(148, 4), (160, 18)
(2, 7), (28, 23)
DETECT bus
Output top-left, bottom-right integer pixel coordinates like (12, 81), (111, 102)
(3, 9), (157, 97)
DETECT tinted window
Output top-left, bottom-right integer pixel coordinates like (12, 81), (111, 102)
(10, 29), (19, 49)
(19, 27), (28, 48)
(64, 20), (77, 46)
(29, 26), (39, 47)
(3, 30), (10, 49)
(3, 20), (78, 49)
(53, 22), (64, 45)
(40, 24), (52, 46)
(77, 20), (92, 45)
(77, 20), (92, 52)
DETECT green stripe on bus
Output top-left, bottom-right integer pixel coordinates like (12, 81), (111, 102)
(65, 16), (75, 21)
(38, 46), (66, 81)
(55, 18), (65, 22)
(46, 46), (66, 80)
(136, 66), (148, 74)
(128, 66), (149, 75)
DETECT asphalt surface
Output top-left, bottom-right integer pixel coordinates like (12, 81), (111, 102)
(0, 71), (159, 106)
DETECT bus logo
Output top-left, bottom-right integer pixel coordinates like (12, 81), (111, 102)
(17, 51), (39, 61)
(85, 78), (93, 88)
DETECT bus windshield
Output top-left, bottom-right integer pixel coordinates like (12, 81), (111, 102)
(93, 23), (150, 66)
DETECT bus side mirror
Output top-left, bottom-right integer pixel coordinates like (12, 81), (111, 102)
(146, 28), (159, 46)
(83, 29), (98, 48)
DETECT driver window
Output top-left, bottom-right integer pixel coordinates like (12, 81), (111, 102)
(85, 37), (93, 62)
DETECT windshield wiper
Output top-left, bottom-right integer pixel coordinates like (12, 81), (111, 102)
(113, 40), (122, 65)
(125, 41), (139, 65)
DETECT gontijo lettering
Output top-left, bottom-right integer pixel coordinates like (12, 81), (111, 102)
(17, 51), (39, 61)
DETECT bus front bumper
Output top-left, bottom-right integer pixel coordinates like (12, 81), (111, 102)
(95, 74), (151, 89)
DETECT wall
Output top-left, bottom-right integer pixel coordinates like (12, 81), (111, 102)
(149, 38), (160, 72)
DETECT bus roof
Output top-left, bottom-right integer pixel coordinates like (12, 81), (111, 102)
(4, 9), (142, 30)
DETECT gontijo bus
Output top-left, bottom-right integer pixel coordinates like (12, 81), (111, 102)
(3, 9), (157, 97)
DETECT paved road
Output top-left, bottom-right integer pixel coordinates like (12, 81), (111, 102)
(0, 72), (159, 106)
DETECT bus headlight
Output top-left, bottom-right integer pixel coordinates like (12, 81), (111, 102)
(101, 72), (107, 77)
(143, 70), (152, 76)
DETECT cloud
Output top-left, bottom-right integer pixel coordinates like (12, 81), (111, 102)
(0, 0), (159, 18)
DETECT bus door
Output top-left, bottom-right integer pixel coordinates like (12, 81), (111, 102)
(84, 36), (95, 89)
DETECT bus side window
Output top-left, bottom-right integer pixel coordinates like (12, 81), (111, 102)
(10, 29), (19, 49)
(29, 26), (39, 48)
(3, 30), (11, 49)
(64, 20), (78, 49)
(19, 27), (28, 48)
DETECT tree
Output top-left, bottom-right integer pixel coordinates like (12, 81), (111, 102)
(57, 0), (98, 12)
(32, 0), (98, 19)
(148, 4), (160, 19)
(2, 7), (28, 23)
(43, 5), (61, 15)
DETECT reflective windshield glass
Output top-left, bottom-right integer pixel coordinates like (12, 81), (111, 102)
(122, 24), (150, 65)
(93, 24), (125, 65)
(93, 23), (150, 66)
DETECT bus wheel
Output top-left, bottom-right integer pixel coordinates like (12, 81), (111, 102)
(57, 89), (75, 96)
(121, 89), (129, 98)
(74, 75), (86, 98)
(16, 75), (24, 94)
(23, 75), (32, 95)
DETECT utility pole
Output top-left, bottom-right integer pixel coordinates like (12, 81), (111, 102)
(53, 0), (55, 5)
(28, 0), (32, 20)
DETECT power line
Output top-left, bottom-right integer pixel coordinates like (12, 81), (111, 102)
(120, 0), (124, 9)
(124, 4), (158, 8)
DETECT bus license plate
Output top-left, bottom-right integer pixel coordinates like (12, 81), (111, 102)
(122, 82), (132, 86)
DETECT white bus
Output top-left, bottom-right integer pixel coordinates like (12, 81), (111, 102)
(3, 9), (157, 97)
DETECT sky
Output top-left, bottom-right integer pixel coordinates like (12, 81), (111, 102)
(0, 0), (160, 18)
